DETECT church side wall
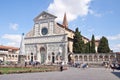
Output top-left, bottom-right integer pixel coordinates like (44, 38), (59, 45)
(54, 23), (65, 34)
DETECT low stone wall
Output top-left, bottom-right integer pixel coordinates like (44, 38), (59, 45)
(72, 53), (115, 64)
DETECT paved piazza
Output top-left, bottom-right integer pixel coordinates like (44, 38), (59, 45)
(0, 68), (120, 80)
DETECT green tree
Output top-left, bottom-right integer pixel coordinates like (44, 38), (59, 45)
(98, 36), (110, 53)
(90, 35), (96, 53)
(85, 42), (90, 53)
(79, 36), (85, 53)
(73, 28), (80, 53)
(73, 28), (85, 53)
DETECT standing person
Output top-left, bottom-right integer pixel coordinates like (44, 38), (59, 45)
(25, 62), (27, 67)
(105, 62), (108, 69)
(60, 62), (64, 71)
(110, 63), (115, 71)
(82, 63), (88, 69)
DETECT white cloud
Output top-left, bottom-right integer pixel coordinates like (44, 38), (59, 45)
(107, 34), (120, 52)
(89, 9), (102, 17)
(95, 35), (101, 40)
(1, 34), (21, 47)
(95, 34), (120, 41)
(2, 34), (21, 42)
(47, 0), (92, 22)
(9, 23), (19, 30)
(111, 44), (120, 52)
(89, 10), (113, 18)
(5, 42), (18, 47)
(107, 34), (120, 40)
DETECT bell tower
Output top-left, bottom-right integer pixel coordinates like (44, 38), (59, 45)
(62, 13), (68, 28)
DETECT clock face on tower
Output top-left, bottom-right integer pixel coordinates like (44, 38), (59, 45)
(41, 27), (48, 35)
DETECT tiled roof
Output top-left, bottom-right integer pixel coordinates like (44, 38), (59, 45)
(57, 23), (89, 41)
(0, 45), (19, 51)
(57, 23), (75, 33)
(116, 52), (120, 54)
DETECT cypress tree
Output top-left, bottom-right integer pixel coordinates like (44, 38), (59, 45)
(79, 35), (85, 53)
(98, 36), (110, 53)
(85, 42), (90, 53)
(73, 28), (85, 53)
(90, 35), (96, 53)
(73, 28), (80, 53)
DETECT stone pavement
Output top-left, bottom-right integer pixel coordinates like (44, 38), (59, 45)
(0, 68), (120, 80)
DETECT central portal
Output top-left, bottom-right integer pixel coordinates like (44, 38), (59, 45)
(40, 47), (46, 64)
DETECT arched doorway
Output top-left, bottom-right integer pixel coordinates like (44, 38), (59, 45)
(84, 55), (87, 61)
(94, 55), (98, 61)
(99, 55), (103, 61)
(104, 55), (109, 61)
(110, 55), (115, 61)
(89, 55), (92, 61)
(68, 53), (73, 62)
(40, 47), (46, 64)
(79, 56), (82, 61)
(75, 55), (78, 61)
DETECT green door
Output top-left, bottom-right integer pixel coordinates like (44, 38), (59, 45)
(40, 47), (46, 64)
(41, 53), (46, 64)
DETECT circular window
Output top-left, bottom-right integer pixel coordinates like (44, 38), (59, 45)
(41, 27), (48, 35)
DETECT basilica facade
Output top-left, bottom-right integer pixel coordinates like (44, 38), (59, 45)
(24, 11), (67, 64)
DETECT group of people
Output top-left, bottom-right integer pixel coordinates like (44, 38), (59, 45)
(69, 62), (89, 69)
(60, 62), (89, 71)
(103, 62), (120, 71)
(110, 63), (120, 71)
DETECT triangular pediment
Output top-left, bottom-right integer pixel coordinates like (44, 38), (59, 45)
(34, 11), (57, 21)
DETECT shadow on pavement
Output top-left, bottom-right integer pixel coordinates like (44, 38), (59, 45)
(111, 72), (120, 78)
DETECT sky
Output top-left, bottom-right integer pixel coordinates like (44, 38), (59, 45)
(0, 0), (120, 52)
